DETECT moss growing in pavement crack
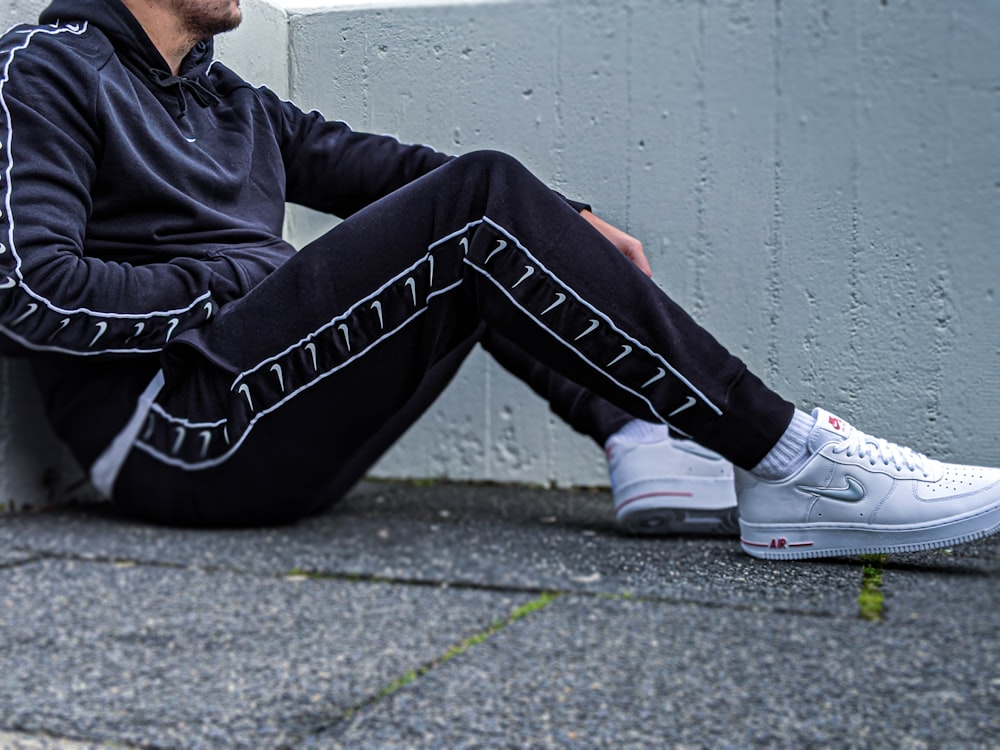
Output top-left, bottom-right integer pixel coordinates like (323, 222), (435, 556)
(858, 553), (887, 622)
(341, 591), (560, 719)
(407, 477), (438, 488)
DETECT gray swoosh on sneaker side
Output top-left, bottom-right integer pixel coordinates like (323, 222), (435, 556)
(795, 475), (866, 502)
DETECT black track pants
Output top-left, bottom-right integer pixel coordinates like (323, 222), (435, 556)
(111, 150), (794, 526)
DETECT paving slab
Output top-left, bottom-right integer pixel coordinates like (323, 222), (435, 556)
(0, 558), (533, 749)
(1, 482), (997, 749)
(0, 550), (35, 567)
(0, 731), (128, 750)
(882, 558), (1000, 627)
(321, 594), (1000, 749)
(0, 482), (907, 618)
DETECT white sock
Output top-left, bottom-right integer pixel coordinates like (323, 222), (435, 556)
(752, 409), (816, 479)
(607, 419), (671, 446)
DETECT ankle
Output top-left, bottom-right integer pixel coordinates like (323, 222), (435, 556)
(752, 409), (815, 480)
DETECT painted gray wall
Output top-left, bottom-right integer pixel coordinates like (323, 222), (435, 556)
(2, 0), (998, 508)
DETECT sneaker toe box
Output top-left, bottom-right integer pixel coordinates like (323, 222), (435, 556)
(914, 464), (1000, 502)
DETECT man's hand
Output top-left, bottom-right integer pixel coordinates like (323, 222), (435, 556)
(580, 209), (652, 278)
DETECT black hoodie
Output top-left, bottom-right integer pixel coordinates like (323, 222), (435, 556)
(0, 0), (451, 360)
(0, 0), (454, 469)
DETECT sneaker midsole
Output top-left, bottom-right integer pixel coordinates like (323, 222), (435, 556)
(615, 482), (736, 514)
(740, 501), (1000, 551)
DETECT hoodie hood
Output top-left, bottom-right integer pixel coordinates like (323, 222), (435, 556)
(39, 0), (218, 114)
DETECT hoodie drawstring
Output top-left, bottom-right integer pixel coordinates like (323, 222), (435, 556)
(149, 69), (221, 117)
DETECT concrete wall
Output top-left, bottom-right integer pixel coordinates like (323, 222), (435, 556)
(2, 0), (998, 507)
(235, 0), (1000, 484)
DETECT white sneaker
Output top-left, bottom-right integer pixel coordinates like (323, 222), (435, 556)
(606, 433), (738, 535)
(737, 408), (1000, 559)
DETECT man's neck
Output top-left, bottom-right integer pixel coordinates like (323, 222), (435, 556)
(119, 0), (198, 75)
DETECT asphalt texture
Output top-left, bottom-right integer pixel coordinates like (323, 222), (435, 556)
(0, 480), (997, 749)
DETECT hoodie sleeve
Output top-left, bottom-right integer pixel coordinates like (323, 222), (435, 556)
(260, 90), (592, 218)
(0, 27), (219, 358)
(259, 89), (451, 218)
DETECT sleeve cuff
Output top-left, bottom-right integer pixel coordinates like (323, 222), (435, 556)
(551, 189), (591, 214)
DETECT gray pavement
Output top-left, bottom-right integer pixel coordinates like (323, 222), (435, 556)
(1, 480), (997, 749)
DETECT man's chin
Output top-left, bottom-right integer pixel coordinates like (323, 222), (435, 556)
(217, 7), (243, 35)
(193, 14), (242, 39)
(182, 0), (243, 39)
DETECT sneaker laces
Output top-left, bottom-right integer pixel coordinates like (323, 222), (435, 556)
(831, 430), (932, 476)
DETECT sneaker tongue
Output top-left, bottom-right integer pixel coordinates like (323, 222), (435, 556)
(808, 408), (854, 451)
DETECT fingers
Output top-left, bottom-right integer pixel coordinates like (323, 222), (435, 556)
(624, 239), (653, 277)
(580, 210), (653, 277)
